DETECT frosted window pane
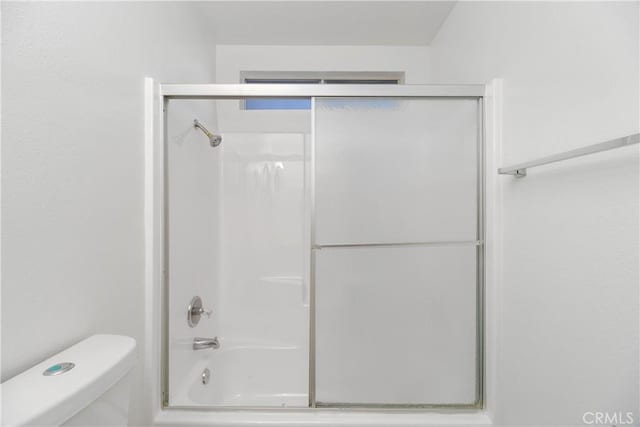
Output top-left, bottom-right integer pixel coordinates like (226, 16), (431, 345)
(314, 98), (478, 245)
(315, 244), (477, 405)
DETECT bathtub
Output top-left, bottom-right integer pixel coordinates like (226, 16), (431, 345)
(175, 344), (307, 408)
(162, 345), (490, 426)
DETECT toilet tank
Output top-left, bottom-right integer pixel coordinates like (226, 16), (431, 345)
(1, 334), (136, 427)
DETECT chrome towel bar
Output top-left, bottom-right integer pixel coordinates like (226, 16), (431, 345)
(498, 133), (639, 177)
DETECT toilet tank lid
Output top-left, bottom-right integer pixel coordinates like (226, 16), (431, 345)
(1, 334), (136, 427)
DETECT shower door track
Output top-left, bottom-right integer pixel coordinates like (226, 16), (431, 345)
(156, 83), (487, 412)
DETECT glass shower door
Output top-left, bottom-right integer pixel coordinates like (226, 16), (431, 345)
(166, 99), (311, 408)
(164, 92), (483, 409)
(312, 97), (481, 406)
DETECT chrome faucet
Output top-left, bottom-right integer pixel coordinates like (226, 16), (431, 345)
(193, 337), (220, 351)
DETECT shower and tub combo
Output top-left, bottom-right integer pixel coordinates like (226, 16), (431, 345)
(144, 81), (491, 425)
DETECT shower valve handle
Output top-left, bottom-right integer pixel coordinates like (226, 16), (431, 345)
(187, 296), (212, 327)
(193, 307), (212, 318)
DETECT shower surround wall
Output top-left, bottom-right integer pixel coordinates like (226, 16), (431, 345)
(167, 101), (221, 406)
(218, 132), (309, 406)
(428, 2), (639, 425)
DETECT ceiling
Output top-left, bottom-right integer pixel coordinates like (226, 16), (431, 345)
(195, 1), (456, 46)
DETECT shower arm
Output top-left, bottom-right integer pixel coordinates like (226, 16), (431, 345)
(193, 119), (222, 147)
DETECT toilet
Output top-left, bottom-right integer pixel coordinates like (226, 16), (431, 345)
(1, 334), (136, 426)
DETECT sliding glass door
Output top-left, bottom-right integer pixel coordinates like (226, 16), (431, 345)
(312, 97), (481, 406)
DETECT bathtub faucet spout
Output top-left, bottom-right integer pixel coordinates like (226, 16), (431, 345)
(193, 337), (220, 351)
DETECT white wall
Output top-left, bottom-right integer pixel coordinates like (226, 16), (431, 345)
(429, 2), (639, 425)
(1, 3), (216, 425)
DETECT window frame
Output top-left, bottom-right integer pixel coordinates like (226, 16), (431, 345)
(241, 71), (405, 110)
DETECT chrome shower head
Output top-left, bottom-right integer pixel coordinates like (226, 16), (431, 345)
(194, 119), (222, 147)
(208, 134), (222, 147)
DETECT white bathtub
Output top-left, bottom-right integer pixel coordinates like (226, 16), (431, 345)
(175, 344), (307, 407)
(163, 346), (491, 426)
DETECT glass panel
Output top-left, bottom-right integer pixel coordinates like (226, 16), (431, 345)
(315, 244), (477, 405)
(314, 98), (478, 245)
(167, 99), (310, 407)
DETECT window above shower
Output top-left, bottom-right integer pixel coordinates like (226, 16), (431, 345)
(241, 71), (404, 110)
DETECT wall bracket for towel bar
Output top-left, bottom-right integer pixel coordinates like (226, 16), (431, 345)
(498, 133), (639, 177)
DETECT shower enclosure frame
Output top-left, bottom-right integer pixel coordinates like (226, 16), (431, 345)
(145, 81), (490, 415)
